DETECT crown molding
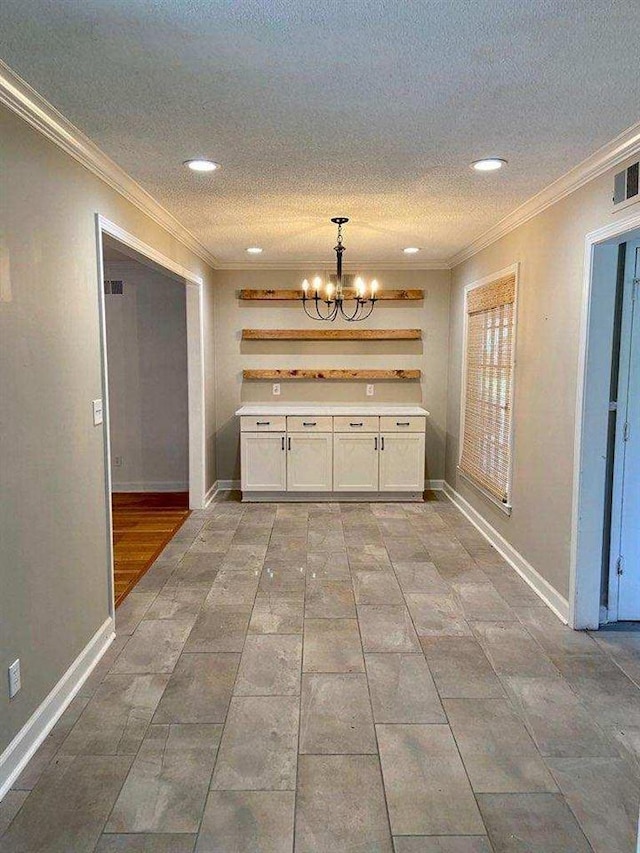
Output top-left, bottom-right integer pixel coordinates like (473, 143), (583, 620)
(0, 61), (219, 270)
(449, 120), (640, 268)
(216, 259), (451, 271)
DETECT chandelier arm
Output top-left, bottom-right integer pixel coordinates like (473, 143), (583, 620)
(350, 299), (376, 321)
(340, 298), (366, 322)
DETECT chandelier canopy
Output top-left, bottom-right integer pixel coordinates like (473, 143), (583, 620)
(301, 218), (379, 321)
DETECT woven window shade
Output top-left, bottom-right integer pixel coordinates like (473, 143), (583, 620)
(460, 273), (516, 503)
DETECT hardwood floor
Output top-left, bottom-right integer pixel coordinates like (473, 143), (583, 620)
(111, 492), (190, 607)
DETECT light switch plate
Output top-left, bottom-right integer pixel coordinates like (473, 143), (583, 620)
(272, 383), (281, 396)
(92, 398), (103, 425)
(366, 384), (374, 396)
(8, 659), (20, 698)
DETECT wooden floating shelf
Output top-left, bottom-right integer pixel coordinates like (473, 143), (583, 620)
(239, 289), (423, 301)
(243, 369), (421, 381)
(242, 328), (422, 341)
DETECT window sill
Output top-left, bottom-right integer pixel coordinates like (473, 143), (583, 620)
(457, 468), (512, 516)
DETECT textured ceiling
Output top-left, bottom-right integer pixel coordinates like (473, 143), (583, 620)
(1, 1), (639, 264)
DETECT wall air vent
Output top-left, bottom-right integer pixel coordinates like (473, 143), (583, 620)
(104, 279), (124, 295)
(613, 161), (639, 211)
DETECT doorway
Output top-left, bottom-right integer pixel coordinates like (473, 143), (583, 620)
(607, 242), (640, 620)
(571, 214), (640, 628)
(95, 216), (206, 612)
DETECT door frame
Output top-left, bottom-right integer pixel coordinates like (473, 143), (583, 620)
(95, 215), (206, 616)
(570, 207), (640, 628)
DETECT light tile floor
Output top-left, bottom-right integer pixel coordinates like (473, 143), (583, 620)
(2, 495), (640, 852)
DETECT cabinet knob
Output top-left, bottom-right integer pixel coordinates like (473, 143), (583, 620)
(396, 421), (410, 426)
(374, 437), (378, 450)
(381, 436), (385, 451)
(350, 422), (364, 427)
(281, 436), (285, 451)
(303, 421), (317, 427)
(257, 421), (270, 426)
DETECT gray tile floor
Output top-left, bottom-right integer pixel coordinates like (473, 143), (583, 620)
(2, 495), (640, 852)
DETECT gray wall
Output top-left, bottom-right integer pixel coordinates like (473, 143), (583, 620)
(212, 268), (451, 483)
(0, 105), (216, 756)
(446, 169), (618, 601)
(104, 259), (189, 491)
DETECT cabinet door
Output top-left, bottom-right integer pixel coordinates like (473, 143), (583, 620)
(287, 433), (332, 492)
(333, 433), (379, 492)
(379, 433), (425, 492)
(241, 433), (286, 491)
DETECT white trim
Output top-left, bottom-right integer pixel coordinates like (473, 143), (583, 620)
(242, 491), (424, 502)
(451, 121), (640, 267)
(0, 618), (115, 801)
(458, 263), (519, 511)
(443, 482), (569, 623)
(570, 208), (640, 629)
(204, 481), (219, 506)
(112, 481), (189, 492)
(426, 479), (444, 490)
(97, 216), (207, 512)
(217, 479), (241, 491)
(0, 62), (217, 270)
(216, 260), (451, 271)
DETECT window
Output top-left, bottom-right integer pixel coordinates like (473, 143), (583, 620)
(459, 268), (517, 509)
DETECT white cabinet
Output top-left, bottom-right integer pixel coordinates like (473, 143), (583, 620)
(287, 433), (332, 491)
(240, 432), (286, 491)
(237, 408), (428, 499)
(379, 432), (426, 492)
(333, 433), (379, 492)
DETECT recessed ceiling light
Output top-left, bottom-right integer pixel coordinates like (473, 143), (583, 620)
(472, 158), (507, 172)
(246, 247), (263, 254)
(403, 247), (420, 254)
(184, 159), (220, 172)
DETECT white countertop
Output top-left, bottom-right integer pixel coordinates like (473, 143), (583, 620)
(236, 404), (429, 417)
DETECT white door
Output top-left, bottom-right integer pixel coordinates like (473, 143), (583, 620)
(379, 433), (425, 492)
(287, 433), (332, 492)
(610, 243), (640, 620)
(241, 432), (286, 491)
(333, 433), (379, 491)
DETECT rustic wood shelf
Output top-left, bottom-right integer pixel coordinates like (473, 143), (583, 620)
(239, 289), (423, 301)
(241, 328), (422, 341)
(243, 369), (421, 381)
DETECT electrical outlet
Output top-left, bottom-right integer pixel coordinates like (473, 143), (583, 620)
(113, 456), (123, 468)
(366, 384), (374, 397)
(8, 659), (21, 699)
(272, 383), (281, 396)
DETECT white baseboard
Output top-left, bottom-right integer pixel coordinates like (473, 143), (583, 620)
(0, 617), (115, 800)
(112, 482), (189, 493)
(426, 479), (444, 490)
(204, 481), (218, 506)
(442, 481), (569, 623)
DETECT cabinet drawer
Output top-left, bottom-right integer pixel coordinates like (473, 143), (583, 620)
(333, 415), (379, 433)
(241, 416), (286, 432)
(286, 416), (333, 432)
(380, 416), (425, 433)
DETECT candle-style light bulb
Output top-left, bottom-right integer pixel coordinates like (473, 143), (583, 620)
(302, 279), (309, 295)
(313, 276), (322, 292)
(371, 279), (379, 296)
(354, 276), (364, 298)
(326, 281), (334, 300)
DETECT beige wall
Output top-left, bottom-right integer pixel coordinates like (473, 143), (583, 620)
(446, 169), (618, 601)
(0, 106), (216, 755)
(212, 269), (451, 483)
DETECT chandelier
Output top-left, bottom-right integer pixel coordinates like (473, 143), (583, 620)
(301, 217), (379, 321)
